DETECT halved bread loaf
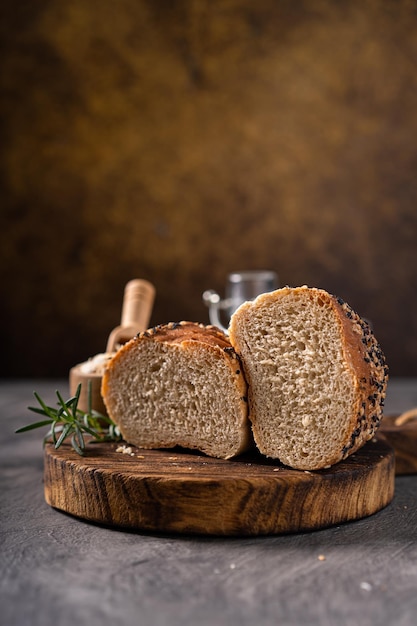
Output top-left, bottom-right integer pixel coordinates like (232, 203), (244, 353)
(228, 286), (388, 470)
(101, 321), (251, 459)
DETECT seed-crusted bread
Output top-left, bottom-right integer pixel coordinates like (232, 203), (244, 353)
(228, 286), (388, 470)
(101, 321), (251, 459)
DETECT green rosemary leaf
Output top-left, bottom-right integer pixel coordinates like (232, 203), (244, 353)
(27, 406), (56, 417)
(51, 422), (61, 445)
(33, 391), (53, 414)
(92, 412), (113, 423)
(57, 406), (73, 422)
(19, 384), (122, 456)
(71, 383), (82, 415)
(73, 425), (85, 451)
(31, 394), (58, 420)
(15, 419), (54, 433)
(81, 424), (102, 439)
(109, 424), (121, 440)
(56, 390), (74, 420)
(58, 392), (78, 407)
(55, 422), (73, 449)
(71, 432), (85, 456)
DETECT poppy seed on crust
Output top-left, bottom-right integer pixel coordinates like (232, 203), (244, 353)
(337, 296), (388, 460)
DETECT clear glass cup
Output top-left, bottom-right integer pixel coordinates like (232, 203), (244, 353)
(203, 270), (279, 333)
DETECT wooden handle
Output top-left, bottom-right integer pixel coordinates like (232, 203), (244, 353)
(106, 279), (155, 352)
(120, 279), (155, 329)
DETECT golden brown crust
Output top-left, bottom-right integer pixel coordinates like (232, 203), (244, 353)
(282, 287), (387, 462)
(286, 287), (388, 463)
(331, 294), (388, 460)
(103, 321), (241, 389)
(138, 321), (233, 349)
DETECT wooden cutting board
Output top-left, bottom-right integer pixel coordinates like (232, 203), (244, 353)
(44, 437), (394, 536)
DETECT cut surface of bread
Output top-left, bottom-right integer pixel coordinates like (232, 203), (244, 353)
(228, 286), (388, 470)
(101, 322), (251, 459)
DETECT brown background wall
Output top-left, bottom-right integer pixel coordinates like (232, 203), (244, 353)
(1, 0), (417, 378)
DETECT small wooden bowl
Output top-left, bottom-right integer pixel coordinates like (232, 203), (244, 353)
(69, 366), (108, 416)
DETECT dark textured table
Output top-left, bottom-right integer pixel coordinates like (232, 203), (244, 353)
(2, 378), (417, 626)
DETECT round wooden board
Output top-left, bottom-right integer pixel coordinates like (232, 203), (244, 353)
(44, 437), (395, 536)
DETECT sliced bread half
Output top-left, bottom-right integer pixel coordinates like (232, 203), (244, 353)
(101, 321), (251, 459)
(228, 286), (388, 470)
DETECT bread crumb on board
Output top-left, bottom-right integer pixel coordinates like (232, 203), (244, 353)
(116, 444), (135, 457)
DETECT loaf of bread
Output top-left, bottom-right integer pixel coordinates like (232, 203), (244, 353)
(228, 286), (388, 470)
(101, 321), (251, 459)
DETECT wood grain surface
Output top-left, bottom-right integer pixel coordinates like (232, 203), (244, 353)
(44, 437), (395, 536)
(380, 415), (417, 475)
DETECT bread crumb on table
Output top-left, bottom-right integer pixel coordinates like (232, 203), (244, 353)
(360, 581), (373, 591)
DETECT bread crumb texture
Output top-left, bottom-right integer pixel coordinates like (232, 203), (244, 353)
(229, 286), (388, 470)
(101, 322), (250, 459)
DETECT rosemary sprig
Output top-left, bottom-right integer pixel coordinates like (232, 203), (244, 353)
(15, 382), (122, 455)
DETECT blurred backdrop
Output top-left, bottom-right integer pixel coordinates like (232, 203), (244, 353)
(1, 0), (417, 378)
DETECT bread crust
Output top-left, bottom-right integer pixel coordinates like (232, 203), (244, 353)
(229, 286), (388, 469)
(101, 321), (251, 459)
(331, 292), (388, 460)
(137, 321), (234, 349)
